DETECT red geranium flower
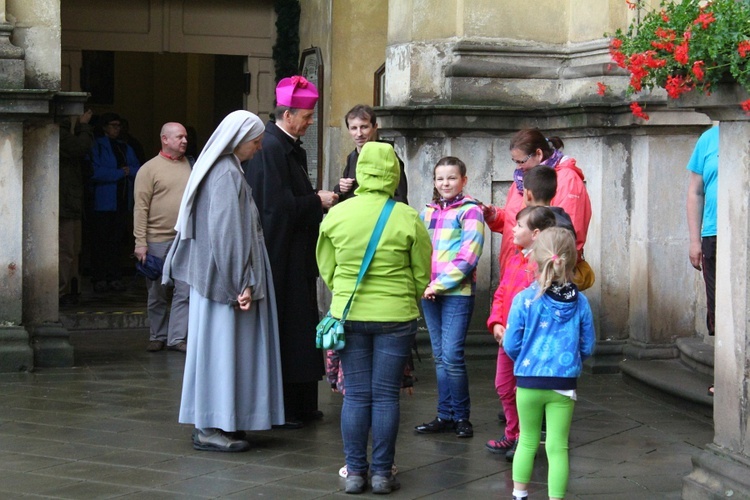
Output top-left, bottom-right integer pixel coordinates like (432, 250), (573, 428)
(596, 82), (608, 95)
(655, 28), (676, 41)
(630, 102), (649, 120)
(609, 38), (627, 67)
(738, 40), (750, 58)
(692, 61), (705, 81)
(652, 40), (675, 52)
(626, 0), (637, 10)
(693, 11), (716, 29)
(665, 74), (693, 99)
(661, 11), (669, 22)
(675, 41), (690, 65)
(742, 99), (750, 114)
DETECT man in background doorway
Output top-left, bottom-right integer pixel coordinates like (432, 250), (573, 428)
(134, 123), (192, 353)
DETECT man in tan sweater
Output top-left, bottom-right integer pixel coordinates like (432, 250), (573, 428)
(134, 123), (192, 352)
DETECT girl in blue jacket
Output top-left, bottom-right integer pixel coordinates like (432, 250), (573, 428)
(503, 227), (595, 500)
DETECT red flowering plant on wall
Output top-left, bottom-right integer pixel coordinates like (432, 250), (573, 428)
(602, 0), (750, 120)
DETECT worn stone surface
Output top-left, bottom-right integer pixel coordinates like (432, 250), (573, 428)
(8, 0), (60, 90)
(0, 121), (24, 323)
(0, 325), (32, 372)
(22, 120), (58, 326)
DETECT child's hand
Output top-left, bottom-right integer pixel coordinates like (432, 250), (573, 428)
(492, 324), (506, 344)
(422, 285), (437, 301)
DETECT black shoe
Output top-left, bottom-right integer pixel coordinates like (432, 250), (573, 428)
(272, 420), (304, 430)
(415, 417), (454, 434)
(505, 439), (518, 462)
(455, 419), (473, 438)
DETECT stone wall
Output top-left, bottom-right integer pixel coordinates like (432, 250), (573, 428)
(379, 21), (713, 363)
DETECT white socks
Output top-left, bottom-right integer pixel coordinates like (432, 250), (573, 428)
(512, 488), (528, 499)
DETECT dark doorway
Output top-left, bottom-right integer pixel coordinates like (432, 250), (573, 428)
(213, 55), (246, 127)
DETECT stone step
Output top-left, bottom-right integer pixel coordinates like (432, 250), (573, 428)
(620, 358), (713, 420)
(61, 308), (148, 330)
(676, 336), (714, 376)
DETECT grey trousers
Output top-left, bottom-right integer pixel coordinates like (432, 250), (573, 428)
(146, 240), (189, 345)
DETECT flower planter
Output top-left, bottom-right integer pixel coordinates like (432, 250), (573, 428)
(671, 83), (750, 121)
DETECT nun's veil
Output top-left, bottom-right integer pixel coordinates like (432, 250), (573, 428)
(173, 110), (264, 239)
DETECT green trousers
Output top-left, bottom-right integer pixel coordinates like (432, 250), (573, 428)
(512, 387), (575, 499)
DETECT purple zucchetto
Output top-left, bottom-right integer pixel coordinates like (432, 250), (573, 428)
(275, 76), (319, 110)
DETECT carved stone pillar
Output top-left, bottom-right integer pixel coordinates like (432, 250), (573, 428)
(680, 85), (750, 499)
(0, 120), (33, 371)
(24, 120), (74, 368)
(0, 0), (78, 371)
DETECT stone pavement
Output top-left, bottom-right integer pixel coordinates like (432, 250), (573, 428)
(0, 327), (713, 499)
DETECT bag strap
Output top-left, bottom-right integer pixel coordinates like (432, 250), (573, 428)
(339, 198), (396, 323)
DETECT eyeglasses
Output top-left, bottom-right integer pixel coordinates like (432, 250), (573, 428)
(512, 153), (533, 165)
(106, 122), (122, 128)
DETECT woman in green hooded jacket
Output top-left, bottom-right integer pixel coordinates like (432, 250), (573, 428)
(317, 141), (432, 494)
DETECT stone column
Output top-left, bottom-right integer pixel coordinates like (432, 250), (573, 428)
(6, 0), (72, 368)
(23, 121), (73, 367)
(681, 85), (750, 498)
(0, 1), (33, 372)
(0, 121), (34, 371)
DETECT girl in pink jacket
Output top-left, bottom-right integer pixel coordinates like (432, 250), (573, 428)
(485, 206), (556, 460)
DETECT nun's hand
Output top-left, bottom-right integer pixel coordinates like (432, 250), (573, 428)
(237, 287), (252, 311)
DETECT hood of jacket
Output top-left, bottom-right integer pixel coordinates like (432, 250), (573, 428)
(557, 156), (585, 182)
(538, 283), (579, 323)
(354, 141), (400, 197)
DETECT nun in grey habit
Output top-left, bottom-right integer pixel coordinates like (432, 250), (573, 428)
(163, 110), (285, 452)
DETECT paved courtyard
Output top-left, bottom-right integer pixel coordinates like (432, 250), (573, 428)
(0, 329), (713, 499)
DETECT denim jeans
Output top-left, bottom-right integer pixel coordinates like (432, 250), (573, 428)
(339, 320), (417, 476)
(422, 295), (475, 421)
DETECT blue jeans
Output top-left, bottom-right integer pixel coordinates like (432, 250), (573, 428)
(339, 320), (417, 476)
(422, 295), (475, 421)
